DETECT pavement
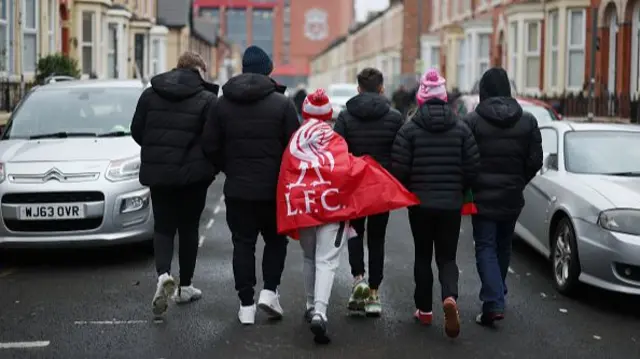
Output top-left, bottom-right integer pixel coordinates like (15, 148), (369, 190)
(1, 178), (639, 359)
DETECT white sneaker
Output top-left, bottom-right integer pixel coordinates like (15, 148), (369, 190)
(238, 304), (257, 325)
(152, 273), (176, 317)
(173, 285), (202, 304)
(258, 289), (284, 319)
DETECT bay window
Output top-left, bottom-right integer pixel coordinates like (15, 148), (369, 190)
(509, 22), (518, 81)
(107, 23), (118, 78)
(547, 11), (559, 89)
(0, 0), (10, 73)
(566, 9), (586, 91)
(22, 0), (38, 72)
(81, 11), (95, 76)
(524, 20), (541, 89)
(456, 38), (466, 90)
(478, 33), (490, 77)
(48, 0), (56, 53)
(631, 3), (640, 94)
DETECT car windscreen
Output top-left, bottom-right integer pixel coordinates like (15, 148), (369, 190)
(564, 131), (640, 175)
(3, 87), (142, 139)
(522, 105), (557, 124)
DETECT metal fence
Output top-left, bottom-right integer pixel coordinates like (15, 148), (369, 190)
(529, 93), (640, 123)
(0, 79), (36, 112)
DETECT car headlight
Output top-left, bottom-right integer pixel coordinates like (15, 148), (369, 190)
(105, 156), (140, 182)
(120, 194), (150, 213)
(0, 162), (5, 183)
(598, 209), (640, 236)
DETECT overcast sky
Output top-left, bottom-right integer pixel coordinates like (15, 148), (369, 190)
(355, 0), (389, 21)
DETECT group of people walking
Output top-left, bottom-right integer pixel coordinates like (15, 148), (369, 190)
(130, 45), (543, 345)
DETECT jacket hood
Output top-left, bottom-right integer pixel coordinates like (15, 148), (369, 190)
(222, 73), (278, 103)
(411, 99), (456, 133)
(345, 92), (390, 120)
(151, 68), (219, 101)
(476, 97), (523, 128)
(479, 67), (511, 102)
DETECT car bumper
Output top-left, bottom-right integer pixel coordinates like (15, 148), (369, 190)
(0, 179), (153, 248)
(574, 218), (640, 295)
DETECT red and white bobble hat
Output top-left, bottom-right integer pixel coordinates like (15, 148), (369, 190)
(302, 89), (333, 121)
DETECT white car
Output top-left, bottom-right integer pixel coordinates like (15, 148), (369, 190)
(327, 83), (358, 119)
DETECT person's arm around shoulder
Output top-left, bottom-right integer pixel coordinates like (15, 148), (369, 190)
(333, 110), (347, 138)
(525, 113), (543, 183)
(282, 99), (300, 144)
(130, 87), (153, 145)
(391, 123), (413, 186)
(460, 121), (480, 189)
(201, 96), (223, 167)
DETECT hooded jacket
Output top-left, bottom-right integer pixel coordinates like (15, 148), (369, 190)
(333, 92), (404, 171)
(462, 68), (543, 220)
(201, 73), (300, 200)
(391, 99), (480, 210)
(131, 68), (219, 187)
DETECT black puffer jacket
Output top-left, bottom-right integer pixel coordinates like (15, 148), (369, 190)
(333, 93), (404, 171)
(201, 73), (299, 200)
(462, 68), (543, 220)
(131, 68), (219, 187)
(391, 99), (480, 210)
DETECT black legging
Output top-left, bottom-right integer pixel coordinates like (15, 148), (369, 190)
(151, 184), (208, 286)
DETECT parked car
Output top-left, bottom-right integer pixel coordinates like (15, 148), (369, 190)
(326, 83), (358, 119)
(0, 80), (152, 248)
(515, 121), (640, 295)
(452, 94), (561, 124)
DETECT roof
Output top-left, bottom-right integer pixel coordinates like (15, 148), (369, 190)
(157, 0), (192, 28)
(192, 17), (217, 45)
(35, 80), (146, 91)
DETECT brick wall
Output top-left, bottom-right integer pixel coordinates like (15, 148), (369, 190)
(401, 0), (431, 75)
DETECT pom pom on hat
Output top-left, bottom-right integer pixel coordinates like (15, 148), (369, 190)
(302, 89), (333, 121)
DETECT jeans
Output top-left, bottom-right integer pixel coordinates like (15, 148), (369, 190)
(471, 216), (517, 314)
(151, 183), (209, 286)
(408, 207), (461, 312)
(348, 212), (389, 290)
(226, 198), (289, 306)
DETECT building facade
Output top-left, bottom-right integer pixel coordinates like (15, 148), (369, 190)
(194, 0), (354, 87)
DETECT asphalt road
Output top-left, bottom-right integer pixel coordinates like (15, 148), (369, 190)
(1, 178), (639, 359)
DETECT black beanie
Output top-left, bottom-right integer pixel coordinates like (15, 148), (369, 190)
(242, 45), (273, 75)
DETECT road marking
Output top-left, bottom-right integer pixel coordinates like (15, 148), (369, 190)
(74, 320), (147, 325)
(205, 219), (214, 229)
(0, 268), (15, 278)
(213, 195), (225, 214)
(198, 235), (206, 247)
(0, 341), (50, 349)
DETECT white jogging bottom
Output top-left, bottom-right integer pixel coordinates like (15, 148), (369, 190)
(299, 221), (349, 319)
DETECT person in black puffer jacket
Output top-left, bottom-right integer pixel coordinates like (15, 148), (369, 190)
(462, 67), (542, 326)
(333, 67), (404, 315)
(201, 45), (300, 324)
(391, 69), (479, 337)
(131, 52), (219, 316)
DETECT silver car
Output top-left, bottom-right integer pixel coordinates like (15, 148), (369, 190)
(516, 121), (640, 295)
(0, 80), (152, 247)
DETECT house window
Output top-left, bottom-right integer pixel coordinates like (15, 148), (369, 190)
(566, 9), (586, 90)
(81, 12), (94, 75)
(509, 22), (518, 81)
(252, 9), (273, 59)
(440, 0), (447, 21)
(22, 0), (38, 72)
(430, 46), (440, 70)
(0, 0), (9, 72)
(456, 38), (466, 90)
(548, 11), (559, 89)
(48, 0), (57, 53)
(524, 21), (541, 89)
(226, 8), (247, 51)
(151, 38), (160, 75)
(106, 23), (117, 78)
(478, 33), (490, 77)
(630, 4), (640, 94)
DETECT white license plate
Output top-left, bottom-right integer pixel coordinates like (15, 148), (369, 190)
(18, 204), (85, 220)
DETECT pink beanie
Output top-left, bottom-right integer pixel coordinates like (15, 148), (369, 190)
(416, 68), (447, 106)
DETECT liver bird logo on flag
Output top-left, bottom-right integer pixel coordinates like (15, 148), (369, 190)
(276, 89), (420, 237)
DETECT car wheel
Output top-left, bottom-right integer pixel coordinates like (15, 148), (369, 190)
(551, 217), (581, 295)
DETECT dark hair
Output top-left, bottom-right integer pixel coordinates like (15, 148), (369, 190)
(357, 68), (384, 93)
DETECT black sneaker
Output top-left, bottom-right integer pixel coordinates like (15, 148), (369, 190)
(310, 314), (331, 344)
(303, 307), (314, 323)
(475, 312), (505, 326)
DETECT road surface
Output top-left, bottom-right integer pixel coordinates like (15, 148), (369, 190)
(1, 178), (639, 358)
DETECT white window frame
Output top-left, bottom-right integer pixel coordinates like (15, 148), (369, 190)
(477, 33), (490, 78)
(440, 0), (447, 23)
(106, 22), (118, 78)
(524, 20), (541, 92)
(566, 8), (587, 92)
(22, 0), (39, 73)
(547, 10), (559, 91)
(48, 0), (56, 54)
(81, 11), (95, 76)
(456, 38), (466, 91)
(0, 0), (9, 74)
(509, 21), (518, 82)
(632, 2), (640, 95)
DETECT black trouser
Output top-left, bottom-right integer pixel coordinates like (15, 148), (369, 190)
(226, 198), (288, 306)
(348, 212), (389, 290)
(151, 184), (208, 286)
(408, 207), (461, 312)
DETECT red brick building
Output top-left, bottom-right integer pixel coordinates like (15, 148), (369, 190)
(194, 0), (354, 87)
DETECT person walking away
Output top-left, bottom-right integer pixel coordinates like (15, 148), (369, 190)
(391, 85), (411, 117)
(391, 69), (480, 338)
(333, 68), (404, 316)
(201, 45), (300, 325)
(462, 67), (542, 326)
(292, 84), (307, 120)
(277, 89), (419, 344)
(131, 52), (219, 317)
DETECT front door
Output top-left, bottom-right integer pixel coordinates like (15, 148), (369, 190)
(134, 34), (144, 78)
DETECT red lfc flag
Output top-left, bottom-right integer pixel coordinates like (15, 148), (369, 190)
(276, 118), (420, 237)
